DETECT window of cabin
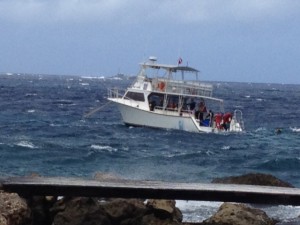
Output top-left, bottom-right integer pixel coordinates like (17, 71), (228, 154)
(124, 92), (145, 101)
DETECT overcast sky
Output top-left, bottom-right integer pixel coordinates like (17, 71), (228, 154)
(1, 0), (300, 84)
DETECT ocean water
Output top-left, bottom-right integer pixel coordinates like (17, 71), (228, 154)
(0, 73), (300, 223)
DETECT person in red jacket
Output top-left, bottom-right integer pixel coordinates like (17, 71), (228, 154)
(222, 113), (232, 130)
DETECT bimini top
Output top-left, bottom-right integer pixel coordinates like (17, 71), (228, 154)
(140, 62), (199, 73)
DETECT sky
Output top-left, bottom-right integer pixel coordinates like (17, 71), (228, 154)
(0, 0), (300, 84)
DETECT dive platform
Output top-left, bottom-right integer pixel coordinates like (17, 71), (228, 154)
(1, 176), (300, 205)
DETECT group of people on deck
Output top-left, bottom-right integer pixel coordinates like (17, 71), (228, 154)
(189, 99), (232, 130)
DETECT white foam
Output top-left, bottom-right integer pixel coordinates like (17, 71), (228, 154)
(16, 141), (36, 149)
(90, 144), (117, 152)
(81, 76), (105, 79)
(176, 200), (222, 222)
(290, 127), (300, 132)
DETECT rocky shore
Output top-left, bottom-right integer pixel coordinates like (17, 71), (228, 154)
(0, 173), (299, 225)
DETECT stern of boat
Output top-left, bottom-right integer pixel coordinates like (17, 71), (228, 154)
(230, 109), (244, 132)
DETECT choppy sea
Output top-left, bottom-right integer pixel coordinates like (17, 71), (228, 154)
(0, 73), (300, 224)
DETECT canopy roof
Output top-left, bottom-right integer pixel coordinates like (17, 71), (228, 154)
(140, 62), (199, 73)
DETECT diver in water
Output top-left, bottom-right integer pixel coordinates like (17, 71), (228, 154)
(275, 128), (282, 135)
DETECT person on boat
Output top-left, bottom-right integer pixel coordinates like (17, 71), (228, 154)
(222, 112), (232, 130)
(214, 113), (223, 129)
(189, 98), (196, 111)
(197, 101), (207, 122)
(186, 98), (196, 111)
(205, 110), (214, 126)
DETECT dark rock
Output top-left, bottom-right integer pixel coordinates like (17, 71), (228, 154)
(51, 197), (111, 225)
(102, 198), (147, 223)
(139, 213), (181, 225)
(146, 199), (183, 222)
(212, 173), (294, 187)
(26, 195), (56, 225)
(202, 202), (277, 225)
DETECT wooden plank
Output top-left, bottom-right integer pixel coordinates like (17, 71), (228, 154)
(1, 177), (300, 205)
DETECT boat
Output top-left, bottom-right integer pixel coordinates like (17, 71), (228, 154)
(107, 57), (244, 133)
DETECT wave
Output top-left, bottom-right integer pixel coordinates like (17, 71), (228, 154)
(177, 200), (222, 222)
(221, 146), (230, 150)
(290, 127), (300, 132)
(90, 144), (117, 153)
(257, 158), (300, 171)
(81, 76), (105, 79)
(15, 141), (37, 149)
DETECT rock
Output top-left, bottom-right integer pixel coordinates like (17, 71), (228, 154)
(51, 197), (111, 225)
(102, 198), (147, 223)
(202, 202), (277, 225)
(212, 173), (294, 187)
(147, 199), (176, 214)
(0, 190), (31, 225)
(146, 199), (183, 222)
(94, 172), (126, 182)
(139, 213), (181, 225)
(25, 195), (56, 225)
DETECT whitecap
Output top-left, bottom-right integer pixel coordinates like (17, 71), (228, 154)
(80, 83), (90, 86)
(16, 141), (36, 149)
(255, 127), (266, 132)
(245, 95), (250, 98)
(25, 93), (37, 96)
(81, 76), (105, 79)
(221, 146), (230, 150)
(90, 144), (117, 152)
(27, 109), (35, 113)
(177, 200), (222, 222)
(290, 127), (300, 132)
(256, 98), (263, 101)
(205, 150), (215, 155)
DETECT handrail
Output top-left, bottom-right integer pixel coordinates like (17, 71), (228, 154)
(1, 177), (300, 205)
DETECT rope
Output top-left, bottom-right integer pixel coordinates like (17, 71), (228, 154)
(83, 101), (112, 118)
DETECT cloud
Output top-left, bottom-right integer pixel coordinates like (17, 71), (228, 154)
(0, 0), (299, 25)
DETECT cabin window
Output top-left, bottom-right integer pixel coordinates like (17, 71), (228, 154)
(143, 83), (148, 90)
(124, 92), (145, 101)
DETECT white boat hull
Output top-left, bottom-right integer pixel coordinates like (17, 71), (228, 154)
(113, 101), (213, 133)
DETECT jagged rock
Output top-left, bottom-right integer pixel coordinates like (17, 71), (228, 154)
(102, 198), (147, 223)
(202, 202), (277, 225)
(147, 199), (176, 214)
(146, 199), (183, 222)
(51, 197), (111, 225)
(212, 173), (294, 187)
(26, 195), (56, 225)
(139, 213), (181, 225)
(0, 190), (31, 225)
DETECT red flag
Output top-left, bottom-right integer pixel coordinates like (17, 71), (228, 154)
(178, 57), (182, 65)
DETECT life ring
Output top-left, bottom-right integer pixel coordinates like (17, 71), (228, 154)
(157, 82), (165, 91)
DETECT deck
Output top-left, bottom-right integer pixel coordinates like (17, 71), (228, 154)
(1, 177), (300, 205)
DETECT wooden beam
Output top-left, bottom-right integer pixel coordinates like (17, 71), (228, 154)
(1, 177), (300, 205)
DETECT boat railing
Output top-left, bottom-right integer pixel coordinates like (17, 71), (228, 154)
(152, 78), (213, 97)
(232, 109), (245, 131)
(108, 88), (121, 99)
(153, 106), (193, 117)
